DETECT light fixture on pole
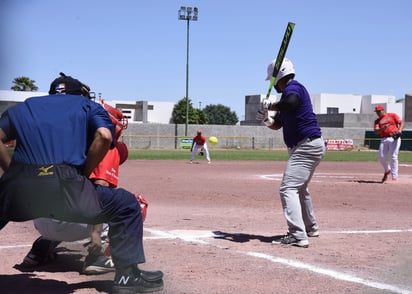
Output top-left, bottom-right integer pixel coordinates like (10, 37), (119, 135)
(178, 6), (198, 136)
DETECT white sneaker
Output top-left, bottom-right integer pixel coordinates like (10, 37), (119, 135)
(307, 230), (319, 237)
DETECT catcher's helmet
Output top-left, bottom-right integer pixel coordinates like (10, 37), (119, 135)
(100, 100), (128, 140)
(49, 72), (93, 98)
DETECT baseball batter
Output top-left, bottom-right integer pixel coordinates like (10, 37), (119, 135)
(257, 58), (325, 248)
(373, 104), (404, 182)
(190, 130), (211, 163)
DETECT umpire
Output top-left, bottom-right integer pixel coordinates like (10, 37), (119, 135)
(0, 73), (163, 293)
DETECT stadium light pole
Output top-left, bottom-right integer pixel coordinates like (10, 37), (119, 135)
(178, 6), (198, 136)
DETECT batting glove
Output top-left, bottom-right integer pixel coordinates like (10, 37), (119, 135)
(263, 117), (274, 127)
(261, 99), (273, 111)
(256, 109), (268, 121)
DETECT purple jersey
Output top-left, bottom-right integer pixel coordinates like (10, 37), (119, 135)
(0, 94), (114, 166)
(278, 80), (321, 148)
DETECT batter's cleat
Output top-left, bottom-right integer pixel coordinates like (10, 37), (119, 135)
(83, 254), (115, 275)
(112, 265), (163, 294)
(21, 237), (60, 267)
(307, 229), (319, 237)
(272, 233), (309, 248)
(381, 170), (391, 183)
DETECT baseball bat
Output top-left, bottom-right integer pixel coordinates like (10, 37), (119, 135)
(266, 22), (295, 98)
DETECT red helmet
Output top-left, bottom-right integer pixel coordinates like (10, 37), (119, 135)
(100, 100), (128, 140)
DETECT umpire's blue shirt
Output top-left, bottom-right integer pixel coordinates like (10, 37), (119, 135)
(0, 94), (114, 166)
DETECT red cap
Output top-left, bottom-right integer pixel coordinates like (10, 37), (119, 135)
(197, 130), (202, 134)
(374, 105), (384, 112)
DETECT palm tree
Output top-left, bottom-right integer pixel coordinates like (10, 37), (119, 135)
(11, 76), (39, 91)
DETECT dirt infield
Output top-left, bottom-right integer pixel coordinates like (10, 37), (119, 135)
(1, 160), (412, 294)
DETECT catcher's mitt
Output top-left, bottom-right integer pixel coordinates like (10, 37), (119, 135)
(392, 131), (402, 139)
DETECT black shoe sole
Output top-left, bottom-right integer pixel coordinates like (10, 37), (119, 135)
(112, 279), (163, 294)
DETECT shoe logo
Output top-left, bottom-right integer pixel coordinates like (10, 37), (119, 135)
(37, 165), (54, 176)
(105, 258), (114, 268)
(118, 275), (130, 285)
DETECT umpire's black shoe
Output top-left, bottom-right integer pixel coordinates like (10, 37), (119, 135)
(22, 237), (60, 267)
(112, 265), (163, 294)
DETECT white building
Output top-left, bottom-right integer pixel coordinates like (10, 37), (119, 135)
(0, 90), (175, 124)
(105, 100), (175, 124)
(241, 93), (405, 126)
(0, 90), (407, 126)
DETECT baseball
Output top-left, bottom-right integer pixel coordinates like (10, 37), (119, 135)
(208, 136), (218, 146)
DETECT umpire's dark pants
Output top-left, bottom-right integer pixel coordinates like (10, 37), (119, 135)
(0, 163), (145, 268)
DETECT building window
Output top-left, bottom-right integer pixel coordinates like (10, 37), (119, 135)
(122, 110), (132, 119)
(327, 107), (339, 114)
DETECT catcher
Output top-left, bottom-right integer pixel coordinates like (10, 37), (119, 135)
(22, 98), (149, 275)
(373, 104), (404, 182)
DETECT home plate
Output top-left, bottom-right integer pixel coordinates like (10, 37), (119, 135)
(144, 228), (215, 244)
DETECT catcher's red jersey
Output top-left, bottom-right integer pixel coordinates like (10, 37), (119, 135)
(89, 147), (120, 187)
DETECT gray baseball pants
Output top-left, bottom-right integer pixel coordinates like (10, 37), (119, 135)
(279, 137), (325, 240)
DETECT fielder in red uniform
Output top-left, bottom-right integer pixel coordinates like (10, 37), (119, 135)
(373, 104), (404, 182)
(190, 130), (211, 163)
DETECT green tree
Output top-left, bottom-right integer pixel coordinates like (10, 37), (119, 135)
(203, 104), (238, 125)
(171, 97), (208, 124)
(11, 76), (39, 91)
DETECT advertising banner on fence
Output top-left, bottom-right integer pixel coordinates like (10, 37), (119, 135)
(180, 138), (193, 149)
(325, 139), (354, 151)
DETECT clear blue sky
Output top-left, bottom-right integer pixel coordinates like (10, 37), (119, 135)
(1, 0), (411, 120)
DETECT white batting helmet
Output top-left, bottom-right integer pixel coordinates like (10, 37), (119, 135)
(265, 58), (295, 85)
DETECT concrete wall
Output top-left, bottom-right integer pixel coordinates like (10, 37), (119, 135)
(121, 109), (412, 150)
(121, 121), (372, 150)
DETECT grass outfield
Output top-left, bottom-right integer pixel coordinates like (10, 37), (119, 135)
(128, 149), (412, 162)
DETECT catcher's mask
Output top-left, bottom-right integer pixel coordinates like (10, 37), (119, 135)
(101, 100), (128, 140)
(49, 72), (94, 99)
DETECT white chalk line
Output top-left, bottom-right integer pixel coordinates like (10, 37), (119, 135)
(1, 228), (411, 293)
(143, 227), (412, 294)
(246, 252), (411, 294)
(259, 172), (412, 181)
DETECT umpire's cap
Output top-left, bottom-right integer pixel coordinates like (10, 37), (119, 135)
(49, 72), (92, 98)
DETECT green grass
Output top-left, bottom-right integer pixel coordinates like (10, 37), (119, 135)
(128, 148), (412, 162)
(7, 147), (412, 162)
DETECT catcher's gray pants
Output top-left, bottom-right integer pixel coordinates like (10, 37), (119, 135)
(279, 137), (325, 240)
